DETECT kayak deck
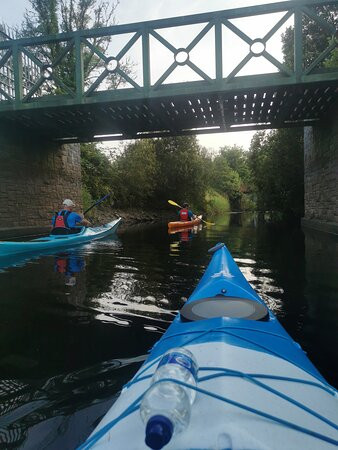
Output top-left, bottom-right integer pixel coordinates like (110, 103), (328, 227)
(168, 215), (202, 230)
(0, 218), (121, 257)
(81, 242), (338, 450)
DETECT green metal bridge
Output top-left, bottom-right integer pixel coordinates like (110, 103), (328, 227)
(0, 0), (337, 143)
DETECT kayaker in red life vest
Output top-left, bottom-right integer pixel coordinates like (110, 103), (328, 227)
(179, 203), (196, 221)
(51, 199), (91, 235)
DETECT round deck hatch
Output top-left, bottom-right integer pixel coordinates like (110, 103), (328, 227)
(180, 296), (269, 322)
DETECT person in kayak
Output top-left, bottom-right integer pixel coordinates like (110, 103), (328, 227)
(178, 203), (196, 221)
(51, 199), (91, 235)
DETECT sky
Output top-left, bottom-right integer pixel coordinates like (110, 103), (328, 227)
(0, 0), (289, 152)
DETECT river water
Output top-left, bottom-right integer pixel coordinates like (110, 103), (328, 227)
(0, 213), (337, 449)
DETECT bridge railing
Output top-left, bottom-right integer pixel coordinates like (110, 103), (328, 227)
(0, 0), (337, 110)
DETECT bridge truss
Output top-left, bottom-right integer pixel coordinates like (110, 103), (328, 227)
(0, 0), (337, 142)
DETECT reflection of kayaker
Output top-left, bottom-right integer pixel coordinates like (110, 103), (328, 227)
(171, 226), (200, 242)
(54, 253), (85, 286)
(179, 224), (203, 242)
(179, 230), (190, 242)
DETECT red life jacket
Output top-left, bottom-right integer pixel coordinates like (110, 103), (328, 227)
(53, 210), (71, 229)
(180, 230), (189, 242)
(179, 208), (189, 221)
(55, 258), (68, 273)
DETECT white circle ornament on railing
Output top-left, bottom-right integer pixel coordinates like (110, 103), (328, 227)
(250, 39), (266, 57)
(105, 57), (119, 73)
(175, 48), (189, 65)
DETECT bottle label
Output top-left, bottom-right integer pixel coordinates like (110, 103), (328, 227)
(158, 351), (198, 379)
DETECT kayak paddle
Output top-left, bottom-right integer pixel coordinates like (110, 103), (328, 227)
(168, 200), (215, 226)
(84, 192), (112, 215)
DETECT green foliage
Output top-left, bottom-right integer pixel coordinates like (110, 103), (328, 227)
(114, 140), (158, 207)
(282, 6), (338, 69)
(81, 143), (114, 201)
(205, 189), (230, 216)
(20, 0), (132, 94)
(22, 0), (119, 35)
(248, 129), (304, 217)
(24, 0), (59, 36)
(209, 146), (250, 210)
(80, 136), (222, 212)
(324, 46), (338, 68)
(82, 186), (93, 211)
(218, 145), (251, 184)
(153, 136), (209, 210)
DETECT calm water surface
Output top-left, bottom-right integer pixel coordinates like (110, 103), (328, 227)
(0, 213), (337, 449)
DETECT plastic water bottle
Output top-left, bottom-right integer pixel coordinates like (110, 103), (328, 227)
(152, 347), (198, 404)
(140, 347), (198, 449)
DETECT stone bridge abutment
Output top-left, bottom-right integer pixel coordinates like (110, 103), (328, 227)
(303, 105), (338, 235)
(0, 130), (82, 237)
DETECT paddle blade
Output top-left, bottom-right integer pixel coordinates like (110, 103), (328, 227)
(203, 220), (215, 226)
(168, 200), (181, 208)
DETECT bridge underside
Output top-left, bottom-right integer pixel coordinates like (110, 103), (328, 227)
(1, 77), (337, 143)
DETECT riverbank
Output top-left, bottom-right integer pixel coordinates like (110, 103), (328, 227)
(90, 207), (174, 227)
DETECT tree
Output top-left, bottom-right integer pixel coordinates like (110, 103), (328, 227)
(153, 136), (209, 210)
(81, 143), (115, 202)
(20, 0), (132, 94)
(248, 129), (304, 217)
(282, 6), (338, 69)
(210, 153), (242, 209)
(114, 140), (158, 207)
(208, 145), (252, 210)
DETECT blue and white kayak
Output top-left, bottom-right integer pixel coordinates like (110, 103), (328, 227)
(0, 218), (121, 257)
(81, 242), (338, 449)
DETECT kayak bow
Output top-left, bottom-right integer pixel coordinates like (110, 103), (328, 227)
(0, 218), (121, 257)
(81, 242), (338, 450)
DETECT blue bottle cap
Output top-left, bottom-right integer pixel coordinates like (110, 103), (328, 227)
(145, 415), (174, 449)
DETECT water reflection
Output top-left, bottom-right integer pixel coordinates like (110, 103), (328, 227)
(0, 214), (336, 449)
(168, 223), (203, 243)
(301, 228), (338, 384)
(54, 252), (86, 287)
(0, 355), (145, 449)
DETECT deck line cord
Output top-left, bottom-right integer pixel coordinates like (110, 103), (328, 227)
(79, 374), (337, 449)
(127, 325), (333, 391)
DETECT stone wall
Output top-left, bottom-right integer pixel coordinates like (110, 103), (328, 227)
(0, 130), (82, 236)
(303, 105), (338, 234)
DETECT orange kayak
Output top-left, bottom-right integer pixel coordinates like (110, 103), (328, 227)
(168, 215), (202, 230)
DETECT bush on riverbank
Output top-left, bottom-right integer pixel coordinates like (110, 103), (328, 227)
(205, 189), (230, 216)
